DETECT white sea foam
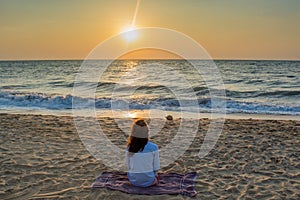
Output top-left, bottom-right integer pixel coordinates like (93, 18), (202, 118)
(0, 91), (299, 115)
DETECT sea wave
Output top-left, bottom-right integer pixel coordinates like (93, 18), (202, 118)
(0, 91), (299, 115)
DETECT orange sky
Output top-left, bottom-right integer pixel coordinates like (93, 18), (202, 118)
(0, 0), (299, 60)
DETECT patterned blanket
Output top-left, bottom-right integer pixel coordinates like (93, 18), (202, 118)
(91, 171), (197, 197)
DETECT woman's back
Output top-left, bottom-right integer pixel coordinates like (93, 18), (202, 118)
(126, 119), (160, 187)
(126, 141), (160, 187)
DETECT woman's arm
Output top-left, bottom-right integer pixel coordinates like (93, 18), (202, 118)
(153, 150), (160, 172)
(125, 151), (130, 170)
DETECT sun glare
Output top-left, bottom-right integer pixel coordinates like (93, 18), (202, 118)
(121, 26), (138, 42)
(123, 112), (137, 118)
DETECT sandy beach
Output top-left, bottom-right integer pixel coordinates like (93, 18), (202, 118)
(0, 113), (299, 199)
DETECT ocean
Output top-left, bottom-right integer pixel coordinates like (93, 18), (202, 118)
(0, 60), (299, 116)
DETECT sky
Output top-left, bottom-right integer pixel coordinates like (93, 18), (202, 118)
(0, 0), (299, 60)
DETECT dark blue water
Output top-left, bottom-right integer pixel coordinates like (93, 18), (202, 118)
(0, 60), (299, 115)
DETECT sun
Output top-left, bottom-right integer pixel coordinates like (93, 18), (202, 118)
(121, 26), (139, 42)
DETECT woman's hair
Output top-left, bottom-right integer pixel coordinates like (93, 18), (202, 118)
(127, 119), (149, 153)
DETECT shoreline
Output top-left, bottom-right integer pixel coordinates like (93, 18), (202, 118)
(0, 109), (299, 121)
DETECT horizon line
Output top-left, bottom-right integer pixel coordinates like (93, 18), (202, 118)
(0, 58), (300, 62)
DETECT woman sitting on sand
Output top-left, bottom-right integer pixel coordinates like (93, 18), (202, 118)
(126, 119), (160, 187)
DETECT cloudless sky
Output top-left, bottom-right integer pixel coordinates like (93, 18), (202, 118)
(0, 0), (299, 60)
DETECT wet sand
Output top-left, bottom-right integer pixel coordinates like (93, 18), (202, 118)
(0, 113), (299, 199)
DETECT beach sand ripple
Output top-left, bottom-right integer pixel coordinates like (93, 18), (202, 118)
(0, 114), (299, 199)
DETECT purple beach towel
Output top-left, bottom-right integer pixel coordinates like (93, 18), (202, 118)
(91, 172), (197, 197)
